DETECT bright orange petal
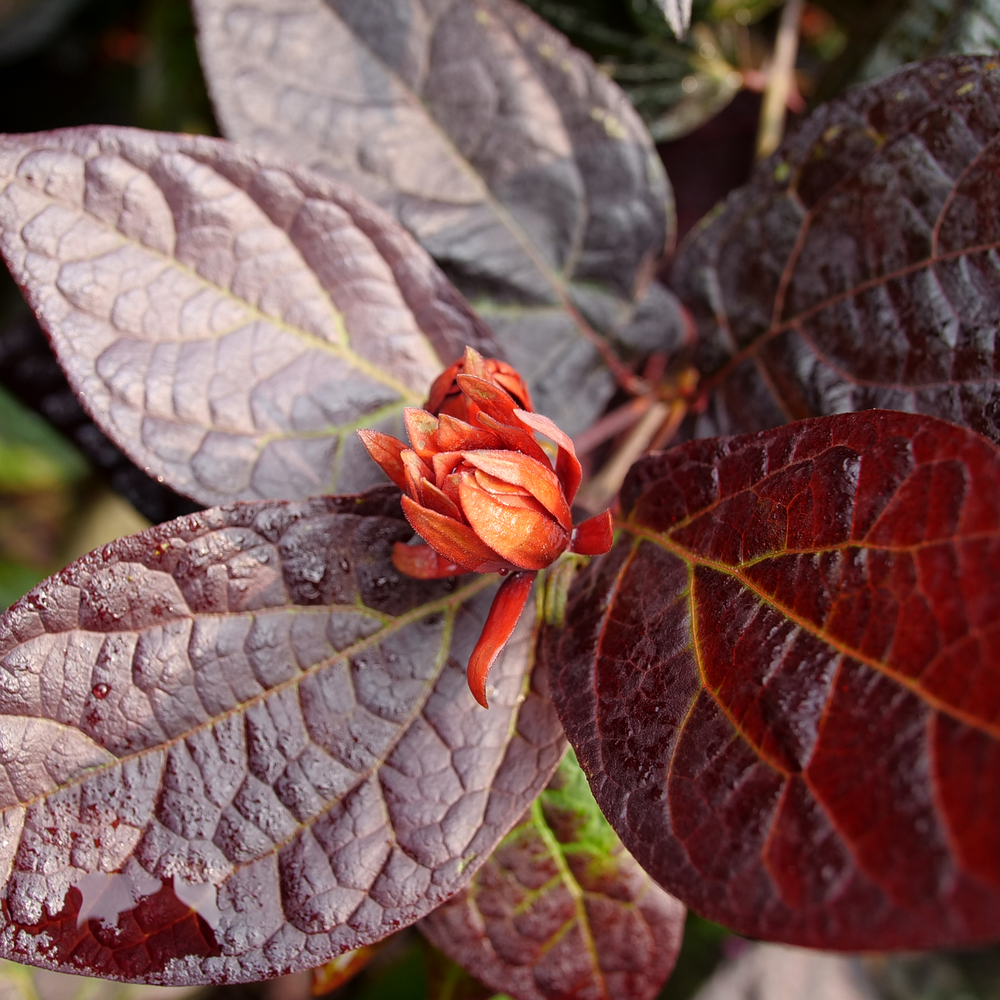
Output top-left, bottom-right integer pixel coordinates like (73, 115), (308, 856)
(476, 412), (551, 466)
(461, 450), (572, 530)
(418, 477), (462, 520)
(462, 346), (490, 380)
(491, 365), (533, 412)
(456, 375), (519, 425)
(432, 451), (464, 487)
(467, 571), (535, 708)
(392, 542), (469, 580)
(400, 495), (509, 574)
(571, 509), (615, 555)
(459, 477), (568, 570)
(426, 360), (461, 415)
(356, 429), (408, 490)
(514, 408), (583, 504)
(438, 413), (503, 451)
(403, 408), (440, 459)
(401, 449), (433, 499)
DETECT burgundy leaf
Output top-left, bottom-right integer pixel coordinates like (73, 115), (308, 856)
(193, 0), (685, 435)
(544, 411), (1000, 950)
(421, 751), (684, 1000)
(674, 56), (1000, 446)
(0, 486), (564, 983)
(0, 126), (498, 505)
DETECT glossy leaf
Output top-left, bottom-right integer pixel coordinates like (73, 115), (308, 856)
(193, 0), (682, 435)
(0, 485), (565, 983)
(421, 750), (685, 1000)
(674, 56), (1000, 447)
(0, 126), (498, 506)
(544, 411), (1000, 949)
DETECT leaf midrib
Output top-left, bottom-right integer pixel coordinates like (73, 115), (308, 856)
(626, 523), (1000, 741)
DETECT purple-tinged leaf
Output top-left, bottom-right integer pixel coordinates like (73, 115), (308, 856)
(421, 750), (685, 1000)
(674, 56), (1000, 446)
(0, 126), (498, 506)
(193, 0), (683, 435)
(0, 486), (564, 983)
(544, 411), (1000, 950)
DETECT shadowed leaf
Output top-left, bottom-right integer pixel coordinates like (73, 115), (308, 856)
(193, 0), (683, 435)
(674, 56), (1000, 447)
(0, 485), (564, 983)
(421, 750), (685, 1000)
(0, 126), (498, 505)
(544, 411), (1000, 949)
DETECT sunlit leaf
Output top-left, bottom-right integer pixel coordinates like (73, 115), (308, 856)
(0, 486), (564, 982)
(193, 0), (681, 435)
(0, 127), (498, 505)
(545, 411), (1000, 949)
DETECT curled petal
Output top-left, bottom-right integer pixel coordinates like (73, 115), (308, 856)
(476, 412), (551, 467)
(492, 366), (533, 412)
(403, 408), (440, 459)
(400, 494), (509, 574)
(418, 477), (463, 520)
(461, 450), (572, 530)
(456, 375), (520, 426)
(432, 451), (465, 487)
(459, 477), (568, 570)
(515, 408), (582, 504)
(438, 413), (503, 451)
(401, 449), (433, 500)
(467, 571), (535, 708)
(461, 345), (490, 381)
(356, 429), (408, 490)
(571, 509), (615, 555)
(426, 359), (462, 416)
(392, 542), (469, 580)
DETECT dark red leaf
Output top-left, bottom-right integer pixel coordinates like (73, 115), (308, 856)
(544, 411), (1000, 950)
(421, 750), (685, 1000)
(0, 126), (497, 506)
(193, 0), (687, 435)
(0, 486), (564, 983)
(674, 56), (1000, 447)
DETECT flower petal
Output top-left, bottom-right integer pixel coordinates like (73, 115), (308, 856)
(459, 477), (568, 570)
(492, 366), (533, 412)
(432, 451), (464, 487)
(403, 408), (440, 459)
(400, 494), (510, 574)
(514, 408), (582, 504)
(461, 450), (572, 530)
(418, 477), (463, 520)
(438, 413), (503, 451)
(456, 374), (520, 425)
(426, 359), (462, 416)
(356, 429), (408, 490)
(476, 412), (551, 467)
(392, 542), (469, 580)
(401, 449), (433, 500)
(571, 509), (615, 555)
(467, 571), (535, 708)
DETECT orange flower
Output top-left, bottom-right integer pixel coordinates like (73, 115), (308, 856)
(358, 347), (613, 708)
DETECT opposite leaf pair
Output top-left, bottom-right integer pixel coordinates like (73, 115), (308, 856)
(359, 348), (614, 707)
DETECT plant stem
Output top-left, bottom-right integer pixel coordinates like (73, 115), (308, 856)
(756, 0), (804, 160)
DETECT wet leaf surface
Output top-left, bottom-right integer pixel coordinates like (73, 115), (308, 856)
(193, 0), (681, 435)
(421, 750), (685, 1000)
(674, 56), (1000, 447)
(0, 126), (497, 505)
(544, 411), (1000, 949)
(0, 485), (564, 983)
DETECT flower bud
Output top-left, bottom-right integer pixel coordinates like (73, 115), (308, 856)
(358, 347), (613, 708)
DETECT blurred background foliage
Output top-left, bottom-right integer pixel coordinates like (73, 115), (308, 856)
(1, 0), (1000, 997)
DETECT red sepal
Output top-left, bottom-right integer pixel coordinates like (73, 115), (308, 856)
(467, 571), (535, 708)
(392, 542), (469, 580)
(571, 509), (614, 555)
